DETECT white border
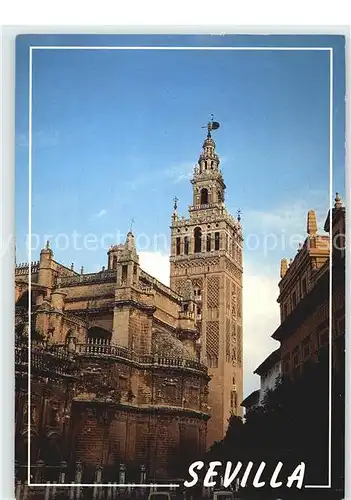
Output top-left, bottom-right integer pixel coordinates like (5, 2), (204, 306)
(26, 44), (334, 489)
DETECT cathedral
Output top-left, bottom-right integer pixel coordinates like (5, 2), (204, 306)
(15, 121), (243, 481)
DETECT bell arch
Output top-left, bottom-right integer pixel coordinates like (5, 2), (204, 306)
(200, 188), (209, 205)
(194, 227), (202, 253)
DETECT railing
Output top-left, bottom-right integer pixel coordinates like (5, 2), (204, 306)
(138, 281), (155, 293)
(15, 482), (155, 499)
(75, 341), (207, 373)
(16, 338), (207, 375)
(55, 270), (117, 287)
(15, 261), (40, 275)
(139, 269), (182, 301)
(76, 341), (132, 360)
(15, 341), (77, 377)
(15, 344), (28, 365)
(15, 461), (157, 499)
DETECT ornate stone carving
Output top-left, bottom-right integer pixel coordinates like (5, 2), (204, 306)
(206, 276), (220, 309)
(206, 321), (219, 359)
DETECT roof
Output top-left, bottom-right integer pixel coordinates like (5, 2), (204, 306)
(241, 389), (260, 408)
(254, 348), (281, 376)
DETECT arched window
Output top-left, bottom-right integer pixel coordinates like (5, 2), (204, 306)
(214, 232), (220, 250)
(184, 236), (189, 255)
(194, 228), (202, 253)
(176, 237), (181, 255)
(200, 188), (209, 205)
(122, 265), (128, 283)
(206, 234), (212, 252)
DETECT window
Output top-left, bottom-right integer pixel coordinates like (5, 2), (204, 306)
(194, 227), (202, 253)
(302, 338), (310, 359)
(206, 234), (211, 252)
(292, 347), (300, 367)
(302, 278), (307, 296)
(112, 255), (117, 270)
(232, 391), (237, 410)
(214, 232), (220, 250)
(184, 236), (189, 255)
(200, 188), (209, 205)
(176, 237), (181, 255)
(122, 265), (128, 283)
(197, 307), (201, 316)
(292, 291), (297, 308)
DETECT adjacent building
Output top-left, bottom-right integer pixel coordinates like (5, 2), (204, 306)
(272, 194), (345, 379)
(241, 390), (260, 414)
(245, 193), (345, 413)
(241, 347), (281, 414)
(253, 347), (281, 404)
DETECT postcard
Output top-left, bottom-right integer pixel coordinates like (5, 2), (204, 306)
(14, 34), (346, 499)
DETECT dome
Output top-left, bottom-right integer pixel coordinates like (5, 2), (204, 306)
(152, 330), (196, 361)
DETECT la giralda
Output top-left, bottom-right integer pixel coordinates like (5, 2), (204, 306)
(184, 461), (306, 489)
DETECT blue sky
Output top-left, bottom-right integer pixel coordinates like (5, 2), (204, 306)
(15, 34), (346, 396)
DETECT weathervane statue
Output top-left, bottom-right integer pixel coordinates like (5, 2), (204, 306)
(203, 113), (220, 136)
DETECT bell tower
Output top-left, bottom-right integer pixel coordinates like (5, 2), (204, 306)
(170, 119), (243, 447)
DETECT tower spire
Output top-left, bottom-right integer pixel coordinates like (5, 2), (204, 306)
(196, 116), (221, 176)
(170, 117), (243, 447)
(307, 210), (317, 236)
(204, 114), (220, 137)
(172, 196), (179, 221)
(129, 218), (135, 233)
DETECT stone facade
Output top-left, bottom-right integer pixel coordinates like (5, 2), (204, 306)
(15, 232), (210, 481)
(169, 123), (243, 446)
(272, 194), (345, 379)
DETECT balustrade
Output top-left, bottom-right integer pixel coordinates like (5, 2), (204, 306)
(75, 340), (207, 372)
(15, 261), (40, 275)
(15, 341), (76, 377)
(16, 338), (207, 375)
(55, 270), (116, 287)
